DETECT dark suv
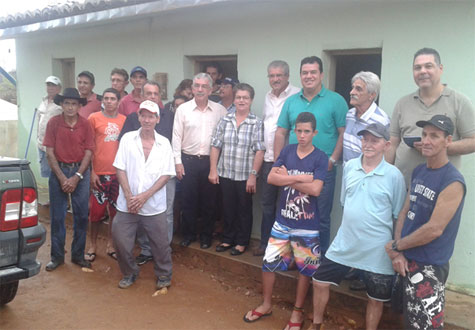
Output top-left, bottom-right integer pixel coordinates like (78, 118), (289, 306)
(0, 157), (46, 305)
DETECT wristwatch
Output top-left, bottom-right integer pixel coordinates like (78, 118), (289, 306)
(75, 172), (84, 180)
(391, 240), (401, 252)
(329, 157), (337, 165)
(250, 169), (258, 177)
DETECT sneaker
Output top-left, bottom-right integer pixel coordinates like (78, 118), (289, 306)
(71, 258), (92, 268)
(118, 274), (138, 289)
(156, 276), (171, 289)
(135, 254), (153, 266)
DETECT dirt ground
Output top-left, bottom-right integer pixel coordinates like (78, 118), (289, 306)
(1, 221), (325, 330)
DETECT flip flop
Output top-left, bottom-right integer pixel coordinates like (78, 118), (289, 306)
(243, 309), (272, 323)
(283, 320), (304, 330)
(107, 251), (118, 260)
(85, 252), (96, 262)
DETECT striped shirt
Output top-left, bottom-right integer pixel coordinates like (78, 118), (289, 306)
(342, 102), (390, 164)
(211, 112), (265, 181)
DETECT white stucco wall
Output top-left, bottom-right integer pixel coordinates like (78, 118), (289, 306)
(13, 0), (475, 293)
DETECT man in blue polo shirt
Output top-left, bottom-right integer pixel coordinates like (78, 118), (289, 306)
(311, 123), (406, 330)
(275, 56), (348, 254)
(385, 115), (466, 329)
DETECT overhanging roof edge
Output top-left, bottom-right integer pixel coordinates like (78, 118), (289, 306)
(0, 0), (231, 39)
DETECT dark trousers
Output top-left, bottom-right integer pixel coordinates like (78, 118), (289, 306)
(259, 161), (279, 249)
(181, 154), (218, 242)
(220, 177), (253, 246)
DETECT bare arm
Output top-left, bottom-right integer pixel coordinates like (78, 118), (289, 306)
(273, 127), (288, 162)
(290, 179), (324, 197)
(208, 146), (221, 184)
(328, 127), (345, 170)
(246, 150), (264, 194)
(447, 134), (475, 156)
(385, 136), (401, 164)
(46, 147), (68, 186)
(396, 181), (464, 250)
(267, 165), (313, 186)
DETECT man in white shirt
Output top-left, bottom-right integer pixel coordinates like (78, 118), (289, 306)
(37, 76), (62, 181)
(172, 73), (227, 249)
(254, 60), (300, 256)
(112, 100), (176, 290)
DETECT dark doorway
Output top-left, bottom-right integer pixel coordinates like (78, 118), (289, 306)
(332, 52), (382, 107)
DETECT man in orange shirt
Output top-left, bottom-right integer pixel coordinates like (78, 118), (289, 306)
(85, 88), (126, 262)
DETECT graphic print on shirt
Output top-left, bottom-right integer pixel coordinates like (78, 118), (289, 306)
(281, 169), (314, 221)
(104, 122), (120, 142)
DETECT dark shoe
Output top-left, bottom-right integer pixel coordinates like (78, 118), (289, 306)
(349, 279), (366, 291)
(252, 247), (266, 256)
(118, 273), (138, 289)
(156, 276), (171, 289)
(215, 243), (232, 252)
(200, 240), (211, 249)
(180, 239), (195, 247)
(45, 259), (64, 271)
(135, 254), (153, 265)
(230, 246), (246, 256)
(72, 258), (92, 268)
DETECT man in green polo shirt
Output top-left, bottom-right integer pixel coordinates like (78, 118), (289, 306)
(275, 56), (348, 254)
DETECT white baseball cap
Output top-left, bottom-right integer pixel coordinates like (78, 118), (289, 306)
(139, 100), (159, 115)
(45, 76), (62, 85)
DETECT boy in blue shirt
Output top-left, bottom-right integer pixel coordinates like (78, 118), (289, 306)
(243, 112), (328, 330)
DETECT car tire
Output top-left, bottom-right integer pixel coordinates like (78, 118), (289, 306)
(0, 280), (19, 305)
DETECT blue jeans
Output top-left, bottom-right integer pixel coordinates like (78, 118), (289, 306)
(38, 149), (52, 178)
(318, 167), (337, 255)
(49, 165), (90, 262)
(259, 161), (279, 249)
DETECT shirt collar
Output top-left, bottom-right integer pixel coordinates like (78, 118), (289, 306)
(359, 102), (378, 121)
(298, 85), (327, 101)
(356, 154), (387, 176)
(413, 84), (450, 100)
(191, 98), (212, 112)
(133, 128), (164, 147)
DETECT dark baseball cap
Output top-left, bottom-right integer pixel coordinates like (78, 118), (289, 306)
(357, 122), (390, 141)
(220, 77), (239, 87)
(130, 66), (147, 78)
(416, 115), (454, 135)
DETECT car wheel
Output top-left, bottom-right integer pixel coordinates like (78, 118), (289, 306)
(0, 280), (19, 305)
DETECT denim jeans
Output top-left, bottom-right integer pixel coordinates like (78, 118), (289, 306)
(318, 167), (337, 255)
(49, 165), (90, 262)
(259, 161), (279, 249)
(38, 148), (52, 178)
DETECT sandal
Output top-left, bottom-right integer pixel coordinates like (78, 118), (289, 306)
(107, 251), (118, 260)
(243, 309), (272, 323)
(283, 306), (305, 330)
(85, 252), (96, 262)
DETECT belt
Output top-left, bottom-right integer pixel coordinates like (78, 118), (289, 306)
(58, 161), (81, 168)
(182, 153), (209, 160)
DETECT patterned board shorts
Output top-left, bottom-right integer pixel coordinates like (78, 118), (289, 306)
(262, 222), (320, 277)
(403, 260), (449, 329)
(89, 174), (119, 222)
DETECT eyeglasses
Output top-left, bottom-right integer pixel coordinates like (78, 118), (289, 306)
(235, 96), (251, 101)
(267, 74), (285, 79)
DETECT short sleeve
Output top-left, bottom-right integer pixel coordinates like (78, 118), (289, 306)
(210, 118), (226, 149)
(390, 101), (402, 138)
(333, 95), (349, 128)
(277, 98), (292, 130)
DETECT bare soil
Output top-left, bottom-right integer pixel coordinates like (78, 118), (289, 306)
(0, 221), (331, 330)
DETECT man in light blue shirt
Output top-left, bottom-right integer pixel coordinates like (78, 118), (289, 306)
(311, 123), (406, 330)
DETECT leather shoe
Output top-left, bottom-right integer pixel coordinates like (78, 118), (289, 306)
(200, 241), (211, 249)
(180, 239), (195, 247)
(253, 247), (266, 256)
(215, 243), (232, 252)
(46, 259), (64, 271)
(230, 246), (246, 256)
(72, 258), (92, 268)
